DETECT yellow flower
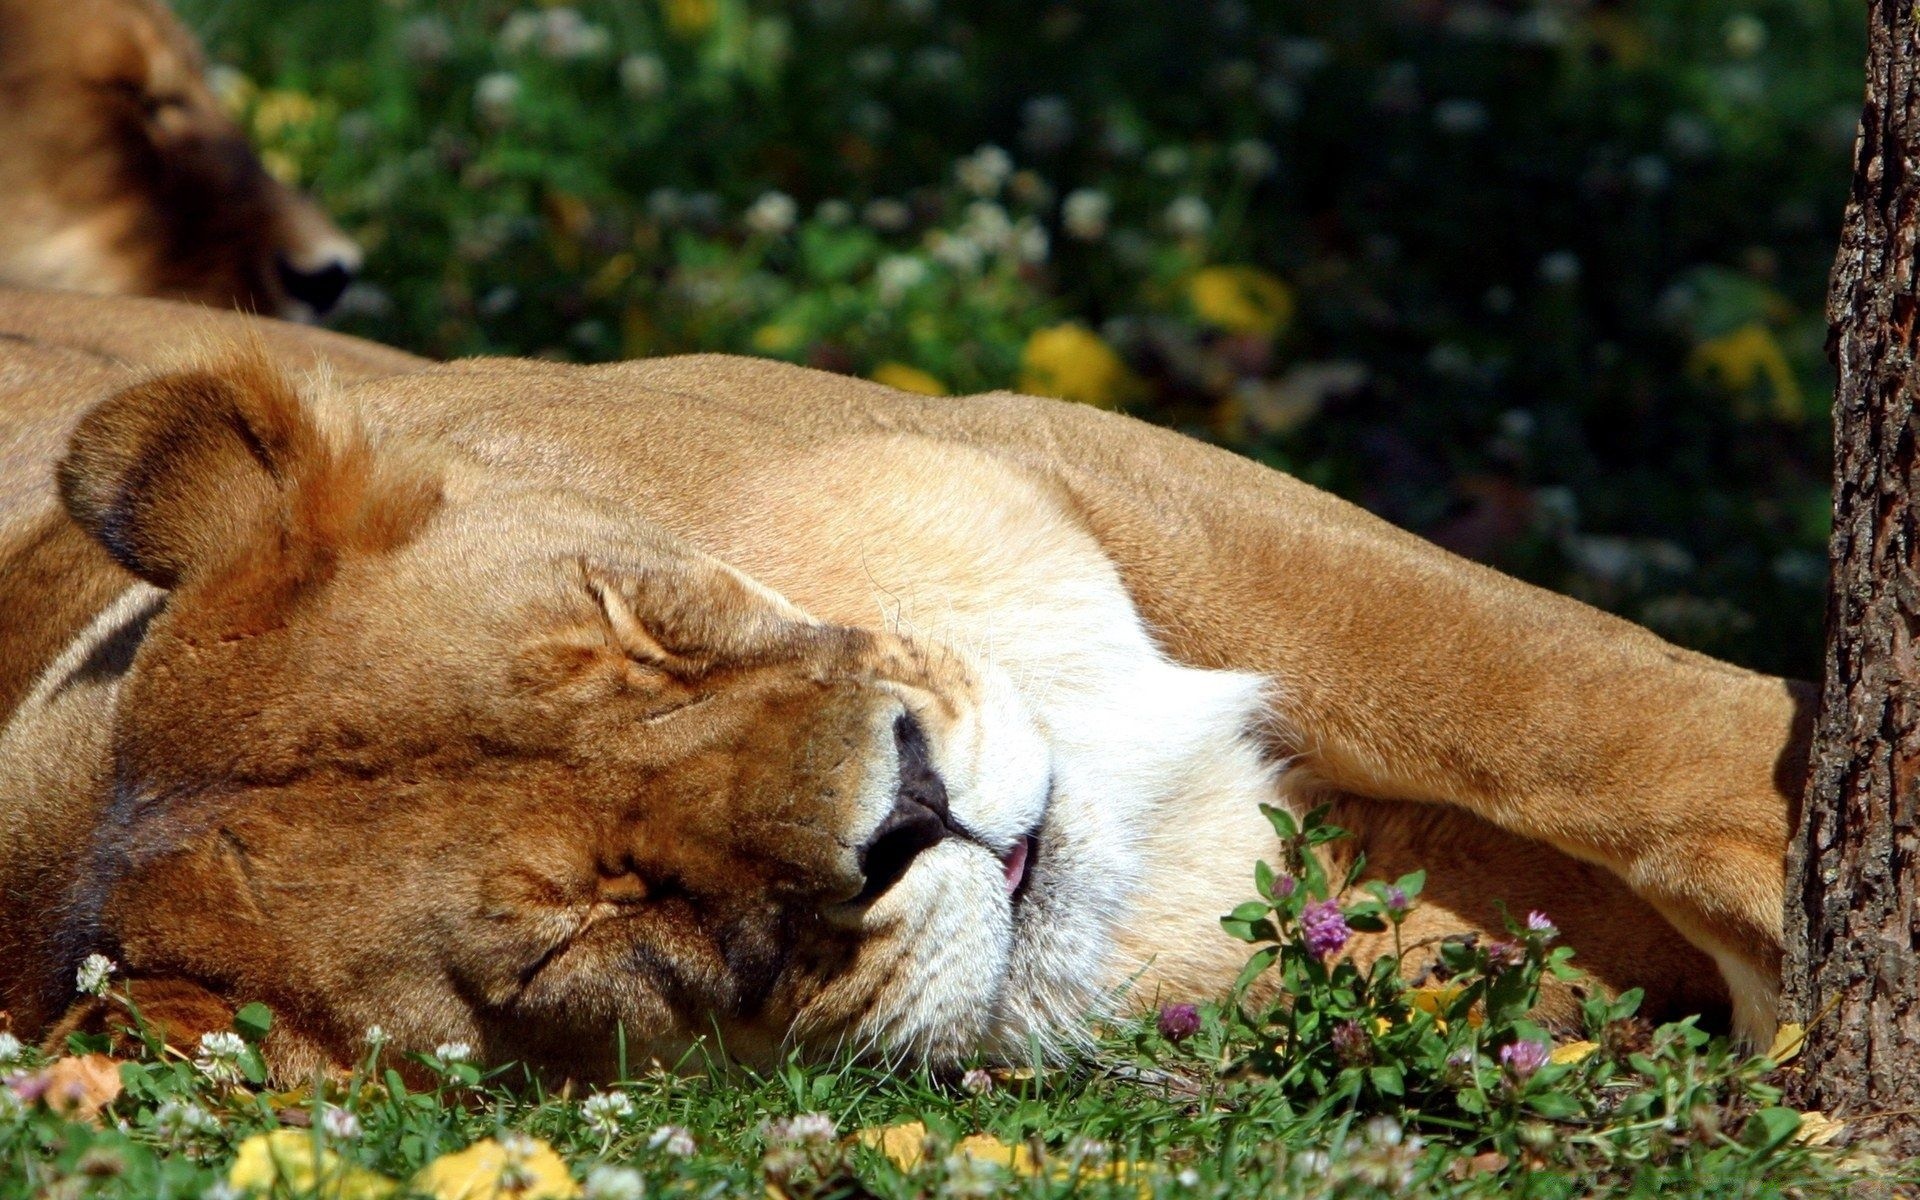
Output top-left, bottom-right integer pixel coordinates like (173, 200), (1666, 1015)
(1404, 983), (1483, 1034)
(751, 323), (805, 354)
(229, 1130), (397, 1200)
(1188, 265), (1295, 338)
(1688, 322), (1804, 420)
(859, 1122), (932, 1171)
(1549, 1040), (1599, 1066)
(252, 90), (319, 138)
(860, 1124), (1150, 1196)
(662, 0), (716, 37)
(586, 253), (636, 300)
(259, 150), (301, 186)
(870, 362), (949, 395)
(1018, 323), (1138, 409)
(411, 1136), (580, 1200)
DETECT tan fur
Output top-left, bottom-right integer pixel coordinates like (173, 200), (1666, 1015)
(0, 289), (1810, 1077)
(0, 0), (360, 315)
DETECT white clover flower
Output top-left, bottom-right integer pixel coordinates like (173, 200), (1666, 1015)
(743, 191), (798, 237)
(321, 1106), (363, 1140)
(1363, 1115), (1404, 1147)
(581, 1089), (635, 1135)
(1176, 1167), (1201, 1187)
(815, 199), (853, 226)
(851, 45), (896, 81)
(501, 8), (608, 60)
(938, 1153), (999, 1198)
(959, 1068), (992, 1095)
(620, 53), (669, 100)
(1065, 1137), (1110, 1165)
(154, 1099), (220, 1141)
(397, 16), (455, 65)
(435, 1041), (474, 1064)
(75, 953), (115, 998)
(649, 1124), (696, 1157)
(195, 1031), (247, 1085)
(0, 1033), (23, 1067)
(1014, 220), (1049, 265)
(473, 72), (522, 127)
(584, 1165), (646, 1200)
(499, 1131), (540, 1159)
(1146, 145), (1190, 177)
(1664, 113), (1714, 159)
(647, 188), (686, 223)
(1724, 13), (1767, 58)
(862, 198), (912, 232)
(1061, 189), (1111, 241)
(1164, 195), (1212, 238)
(363, 1025), (388, 1047)
(1433, 98), (1489, 135)
(960, 200), (1013, 253)
(1276, 37), (1331, 75)
(1513, 9), (1570, 46)
(955, 145), (1014, 197)
(1292, 1148), (1330, 1176)
(765, 1112), (836, 1146)
(1020, 95), (1074, 154)
(1005, 171), (1052, 212)
(849, 100), (892, 136)
(927, 231), (984, 274)
(875, 254), (929, 304)
(1538, 249), (1582, 285)
(1230, 138), (1278, 179)
(201, 1182), (242, 1200)
(910, 46), (963, 84)
(1629, 154), (1671, 193)
(499, 11), (542, 54)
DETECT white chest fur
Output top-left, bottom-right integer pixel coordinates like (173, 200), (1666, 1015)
(706, 436), (1287, 1042)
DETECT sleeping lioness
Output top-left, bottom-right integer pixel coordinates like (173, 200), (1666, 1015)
(0, 289), (1808, 1081)
(0, 0), (359, 316)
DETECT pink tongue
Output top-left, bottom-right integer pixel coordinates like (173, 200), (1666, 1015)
(1001, 837), (1030, 897)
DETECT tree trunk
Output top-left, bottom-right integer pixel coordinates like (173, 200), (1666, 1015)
(1782, 0), (1920, 1154)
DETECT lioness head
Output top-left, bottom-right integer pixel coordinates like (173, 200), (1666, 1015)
(52, 353), (1054, 1079)
(0, 0), (359, 316)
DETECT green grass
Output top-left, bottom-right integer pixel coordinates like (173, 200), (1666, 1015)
(2, 812), (1899, 1197)
(0, 1012), (1881, 1199)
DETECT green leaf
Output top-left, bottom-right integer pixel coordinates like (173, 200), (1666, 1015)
(1369, 1065), (1406, 1096)
(66, 1031), (112, 1056)
(1526, 1091), (1583, 1119)
(1229, 901), (1272, 923)
(1261, 804), (1298, 840)
(1220, 917), (1256, 942)
(233, 1002), (273, 1043)
(1394, 870), (1426, 899)
(1254, 859), (1275, 898)
(1740, 1107), (1803, 1154)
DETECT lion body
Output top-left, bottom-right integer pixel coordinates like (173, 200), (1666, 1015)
(0, 290), (1801, 1069)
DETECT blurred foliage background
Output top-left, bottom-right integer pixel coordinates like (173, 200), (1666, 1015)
(178, 0), (1863, 678)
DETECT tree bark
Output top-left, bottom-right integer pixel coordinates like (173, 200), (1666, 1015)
(1783, 0), (1920, 1154)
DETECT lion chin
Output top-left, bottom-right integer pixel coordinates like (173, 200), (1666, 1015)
(0, 296), (1798, 1083)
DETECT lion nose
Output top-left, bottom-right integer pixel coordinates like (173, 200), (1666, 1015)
(855, 713), (951, 902)
(276, 252), (356, 316)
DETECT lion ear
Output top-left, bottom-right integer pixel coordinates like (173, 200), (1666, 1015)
(58, 349), (326, 589)
(58, 346), (437, 590)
